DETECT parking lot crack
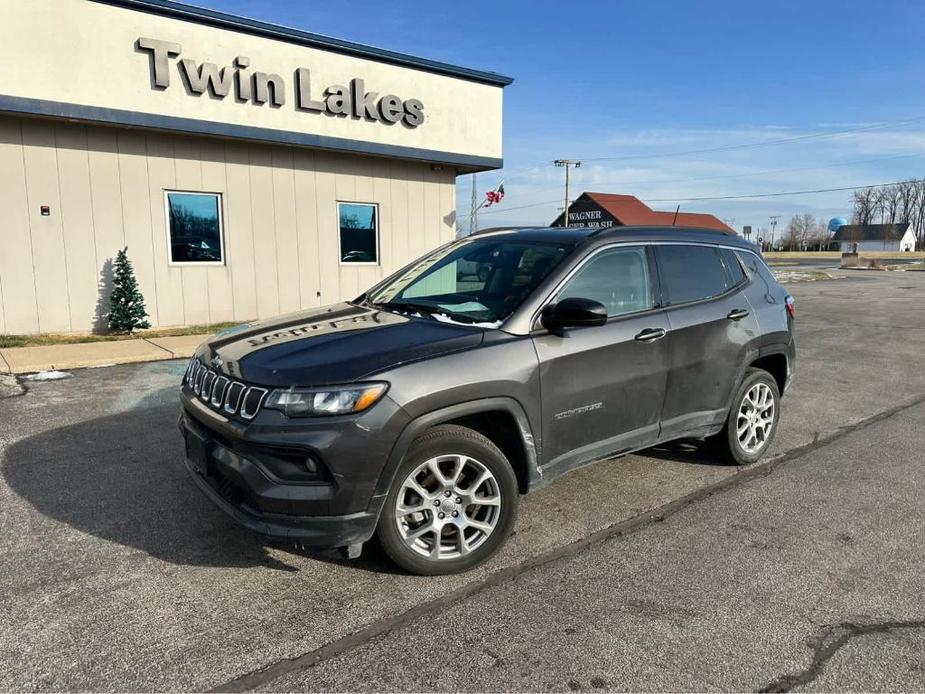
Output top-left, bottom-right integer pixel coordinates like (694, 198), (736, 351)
(757, 619), (925, 692)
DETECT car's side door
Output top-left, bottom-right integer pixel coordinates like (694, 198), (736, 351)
(655, 243), (761, 440)
(532, 244), (671, 477)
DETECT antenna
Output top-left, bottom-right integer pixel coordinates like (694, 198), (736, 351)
(672, 204), (680, 226)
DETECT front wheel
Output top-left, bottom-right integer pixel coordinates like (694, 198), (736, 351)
(710, 368), (781, 465)
(376, 425), (519, 575)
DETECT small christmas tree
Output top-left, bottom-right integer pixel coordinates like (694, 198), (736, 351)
(108, 247), (150, 332)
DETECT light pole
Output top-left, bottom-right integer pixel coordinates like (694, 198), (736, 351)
(769, 215), (780, 251)
(554, 159), (581, 227)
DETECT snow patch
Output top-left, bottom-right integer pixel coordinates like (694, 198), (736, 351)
(23, 370), (72, 381)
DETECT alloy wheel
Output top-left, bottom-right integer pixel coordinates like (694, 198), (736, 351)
(394, 454), (502, 560)
(736, 382), (775, 454)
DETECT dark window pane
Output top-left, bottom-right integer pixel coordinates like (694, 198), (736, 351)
(167, 192), (222, 263)
(658, 245), (728, 304)
(339, 203), (378, 263)
(558, 246), (652, 317)
(720, 248), (746, 287)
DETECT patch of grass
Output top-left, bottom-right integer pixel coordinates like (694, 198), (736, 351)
(0, 321), (247, 349)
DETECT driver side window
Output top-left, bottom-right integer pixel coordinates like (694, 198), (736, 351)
(557, 246), (653, 317)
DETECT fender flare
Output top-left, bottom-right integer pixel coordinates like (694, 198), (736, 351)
(370, 397), (541, 505)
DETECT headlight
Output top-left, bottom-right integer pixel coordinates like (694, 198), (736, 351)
(264, 383), (388, 418)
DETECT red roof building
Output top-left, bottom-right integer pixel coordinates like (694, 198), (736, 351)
(550, 192), (735, 234)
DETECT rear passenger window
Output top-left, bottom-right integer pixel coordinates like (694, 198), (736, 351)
(557, 246), (653, 317)
(657, 245), (729, 305)
(720, 248), (746, 287)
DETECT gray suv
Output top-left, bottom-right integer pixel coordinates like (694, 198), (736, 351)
(179, 226), (795, 575)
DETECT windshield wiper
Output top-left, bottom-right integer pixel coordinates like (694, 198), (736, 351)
(371, 301), (441, 319)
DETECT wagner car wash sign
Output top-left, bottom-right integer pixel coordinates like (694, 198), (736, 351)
(554, 197), (620, 229)
(0, 0), (507, 168)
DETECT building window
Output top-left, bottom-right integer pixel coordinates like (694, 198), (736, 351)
(338, 202), (379, 264)
(165, 191), (224, 264)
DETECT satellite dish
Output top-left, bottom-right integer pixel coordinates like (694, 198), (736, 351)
(828, 217), (847, 232)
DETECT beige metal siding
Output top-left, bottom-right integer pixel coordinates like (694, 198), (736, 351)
(0, 115), (457, 334)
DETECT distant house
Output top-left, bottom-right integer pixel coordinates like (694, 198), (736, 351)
(550, 192), (735, 233)
(832, 223), (917, 252)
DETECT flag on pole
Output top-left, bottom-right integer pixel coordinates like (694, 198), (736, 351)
(484, 182), (505, 207)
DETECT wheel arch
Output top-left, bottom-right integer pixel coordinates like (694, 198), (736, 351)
(372, 398), (540, 502)
(749, 348), (790, 395)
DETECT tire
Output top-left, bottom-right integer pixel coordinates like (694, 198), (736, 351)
(376, 424), (519, 575)
(710, 368), (781, 466)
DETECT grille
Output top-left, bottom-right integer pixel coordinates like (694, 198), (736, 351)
(184, 358), (268, 420)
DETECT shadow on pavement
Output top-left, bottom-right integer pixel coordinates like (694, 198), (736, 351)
(643, 439), (727, 466)
(1, 387), (396, 573)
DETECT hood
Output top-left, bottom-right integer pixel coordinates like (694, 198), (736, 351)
(202, 303), (485, 387)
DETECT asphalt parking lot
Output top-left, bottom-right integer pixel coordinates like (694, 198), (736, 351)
(2, 269), (924, 691)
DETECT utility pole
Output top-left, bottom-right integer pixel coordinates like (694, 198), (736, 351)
(769, 215), (780, 251)
(554, 159), (581, 227)
(468, 173), (478, 236)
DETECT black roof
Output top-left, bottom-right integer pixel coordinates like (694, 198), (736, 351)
(832, 223), (910, 241)
(471, 225), (752, 249)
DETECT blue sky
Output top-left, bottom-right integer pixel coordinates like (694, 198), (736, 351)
(208, 0), (925, 235)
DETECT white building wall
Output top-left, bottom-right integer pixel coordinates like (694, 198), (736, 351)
(0, 115), (457, 334)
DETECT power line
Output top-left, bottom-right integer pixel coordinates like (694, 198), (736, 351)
(470, 178), (915, 218)
(644, 179), (916, 203)
(477, 152), (925, 210)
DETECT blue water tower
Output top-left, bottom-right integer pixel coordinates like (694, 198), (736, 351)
(828, 217), (847, 233)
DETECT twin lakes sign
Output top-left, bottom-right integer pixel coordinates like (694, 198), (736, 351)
(1, 0), (506, 168)
(137, 37), (426, 128)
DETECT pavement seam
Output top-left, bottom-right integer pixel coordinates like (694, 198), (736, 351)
(141, 338), (176, 358)
(212, 392), (925, 693)
(0, 350), (11, 375)
(758, 619), (925, 692)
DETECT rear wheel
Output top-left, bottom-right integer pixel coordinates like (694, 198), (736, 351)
(376, 425), (518, 575)
(711, 368), (780, 465)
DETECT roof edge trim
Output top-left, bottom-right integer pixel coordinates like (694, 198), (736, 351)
(91, 0), (515, 87)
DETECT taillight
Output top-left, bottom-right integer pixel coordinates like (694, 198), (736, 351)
(785, 295), (795, 319)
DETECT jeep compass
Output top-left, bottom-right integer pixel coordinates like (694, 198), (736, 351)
(179, 226), (795, 575)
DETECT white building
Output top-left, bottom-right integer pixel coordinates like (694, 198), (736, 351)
(0, 0), (510, 334)
(832, 223), (917, 253)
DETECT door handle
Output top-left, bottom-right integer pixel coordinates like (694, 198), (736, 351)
(635, 327), (667, 343)
(727, 309), (750, 321)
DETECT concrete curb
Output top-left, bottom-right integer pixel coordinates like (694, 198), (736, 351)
(0, 334), (209, 374)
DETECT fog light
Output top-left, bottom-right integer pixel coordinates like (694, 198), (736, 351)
(305, 456), (319, 474)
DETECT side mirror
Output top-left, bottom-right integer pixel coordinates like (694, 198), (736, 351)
(541, 297), (608, 333)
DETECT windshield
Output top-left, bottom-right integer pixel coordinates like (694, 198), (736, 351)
(366, 236), (576, 326)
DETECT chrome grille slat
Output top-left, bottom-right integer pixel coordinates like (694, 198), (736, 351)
(185, 358), (265, 420)
(240, 387), (268, 420)
(211, 376), (229, 407)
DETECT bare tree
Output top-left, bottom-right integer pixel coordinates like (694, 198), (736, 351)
(852, 187), (877, 225)
(783, 214), (816, 251)
(852, 180), (925, 248)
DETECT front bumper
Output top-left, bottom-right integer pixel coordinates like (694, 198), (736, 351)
(178, 387), (407, 547)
